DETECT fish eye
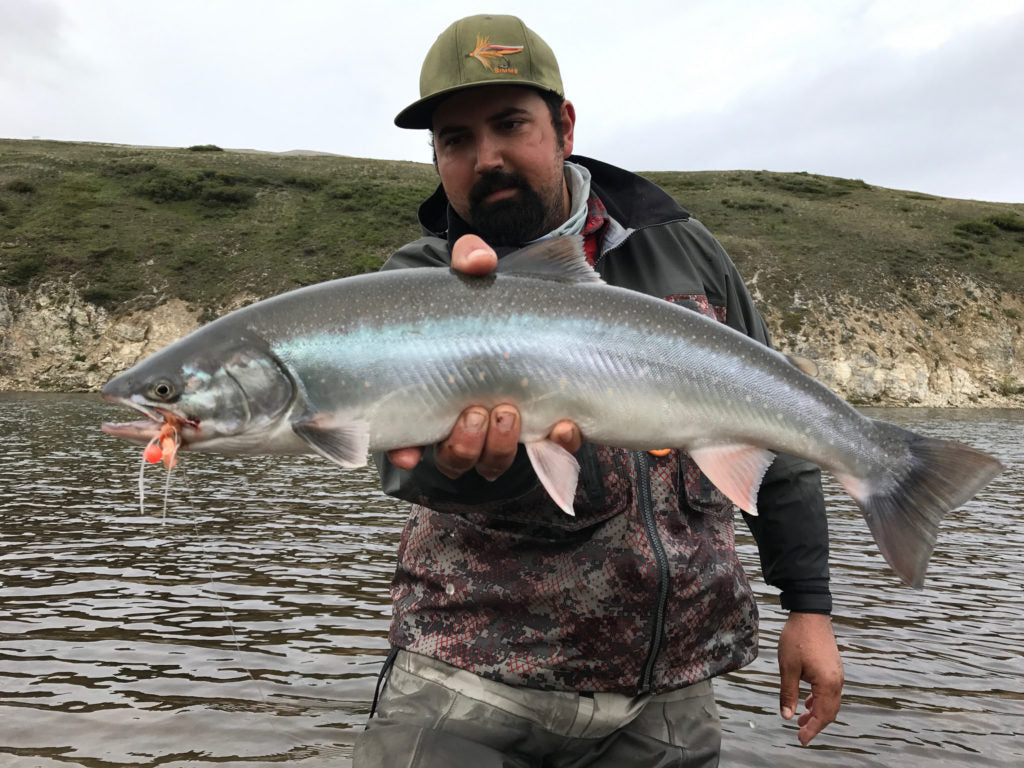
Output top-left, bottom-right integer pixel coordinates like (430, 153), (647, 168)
(148, 379), (178, 402)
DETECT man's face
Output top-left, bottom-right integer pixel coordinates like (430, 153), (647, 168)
(431, 86), (575, 246)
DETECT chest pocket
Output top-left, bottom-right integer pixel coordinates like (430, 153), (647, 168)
(679, 455), (734, 519)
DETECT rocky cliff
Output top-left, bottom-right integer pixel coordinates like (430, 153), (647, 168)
(2, 278), (1021, 407)
(757, 273), (1024, 407)
(0, 282), (200, 393)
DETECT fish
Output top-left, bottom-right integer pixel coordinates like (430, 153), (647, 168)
(101, 236), (1002, 588)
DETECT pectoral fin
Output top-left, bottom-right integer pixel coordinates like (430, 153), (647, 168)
(292, 414), (371, 468)
(687, 444), (776, 515)
(526, 439), (580, 516)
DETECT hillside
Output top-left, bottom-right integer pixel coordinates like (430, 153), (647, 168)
(1, 138), (1022, 405)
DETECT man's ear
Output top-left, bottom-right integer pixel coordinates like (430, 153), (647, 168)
(561, 100), (576, 156)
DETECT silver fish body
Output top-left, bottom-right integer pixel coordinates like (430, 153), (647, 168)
(101, 238), (1002, 587)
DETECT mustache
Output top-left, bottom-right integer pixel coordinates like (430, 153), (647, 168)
(469, 171), (531, 208)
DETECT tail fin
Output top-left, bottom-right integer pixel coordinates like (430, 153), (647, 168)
(838, 420), (1002, 589)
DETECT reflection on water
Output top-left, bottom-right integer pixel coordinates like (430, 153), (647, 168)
(1, 394), (1021, 767)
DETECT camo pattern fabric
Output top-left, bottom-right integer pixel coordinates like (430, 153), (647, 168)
(387, 295), (759, 695)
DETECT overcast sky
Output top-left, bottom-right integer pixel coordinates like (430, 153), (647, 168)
(3, 0), (1023, 203)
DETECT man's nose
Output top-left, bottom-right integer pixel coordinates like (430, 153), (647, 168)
(474, 135), (503, 174)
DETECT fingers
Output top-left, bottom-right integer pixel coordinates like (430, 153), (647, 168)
(452, 235), (498, 275)
(386, 406), (502, 477)
(436, 407), (491, 478)
(434, 408), (582, 482)
(476, 406), (521, 480)
(797, 672), (843, 745)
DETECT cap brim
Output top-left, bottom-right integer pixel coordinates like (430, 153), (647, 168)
(394, 81), (561, 129)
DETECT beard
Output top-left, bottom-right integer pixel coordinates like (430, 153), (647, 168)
(468, 170), (565, 246)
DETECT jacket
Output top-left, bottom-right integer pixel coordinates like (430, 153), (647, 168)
(373, 155), (830, 695)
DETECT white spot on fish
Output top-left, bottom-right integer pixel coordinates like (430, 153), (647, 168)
(364, 381), (372, 387)
(503, 351), (511, 360)
(479, 371), (487, 381)
(445, 583), (455, 596)
(521, 377), (529, 387)
(559, 378), (567, 389)
(449, 374), (456, 384)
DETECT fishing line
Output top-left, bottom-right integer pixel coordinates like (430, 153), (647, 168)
(136, 441), (177, 523)
(137, 450), (147, 517)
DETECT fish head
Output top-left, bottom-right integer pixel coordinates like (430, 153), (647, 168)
(101, 329), (294, 451)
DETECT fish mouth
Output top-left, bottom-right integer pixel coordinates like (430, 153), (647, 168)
(101, 396), (198, 445)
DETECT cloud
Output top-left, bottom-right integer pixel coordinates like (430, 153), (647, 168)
(587, 8), (1024, 201)
(2, 0), (1021, 202)
(0, 0), (62, 67)
(0, 0), (76, 85)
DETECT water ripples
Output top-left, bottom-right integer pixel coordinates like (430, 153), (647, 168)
(1, 395), (1021, 766)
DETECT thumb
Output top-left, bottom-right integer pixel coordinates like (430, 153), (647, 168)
(549, 420), (582, 454)
(452, 235), (497, 275)
(778, 655), (800, 720)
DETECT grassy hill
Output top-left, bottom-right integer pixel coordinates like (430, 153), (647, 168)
(1, 138), (1022, 319)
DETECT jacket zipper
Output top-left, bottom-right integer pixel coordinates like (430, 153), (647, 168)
(596, 223), (686, 694)
(635, 450), (671, 694)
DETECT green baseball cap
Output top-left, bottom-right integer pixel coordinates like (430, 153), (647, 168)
(394, 14), (563, 130)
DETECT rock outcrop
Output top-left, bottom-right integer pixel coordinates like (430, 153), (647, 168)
(0, 282), (201, 392)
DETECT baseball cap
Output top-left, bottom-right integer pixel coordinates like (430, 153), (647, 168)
(394, 14), (563, 129)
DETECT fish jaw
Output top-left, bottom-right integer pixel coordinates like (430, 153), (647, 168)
(100, 417), (162, 445)
(100, 395), (199, 447)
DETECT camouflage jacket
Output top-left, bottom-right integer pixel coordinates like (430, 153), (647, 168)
(374, 156), (830, 694)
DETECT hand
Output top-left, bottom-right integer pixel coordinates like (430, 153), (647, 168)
(777, 612), (844, 746)
(386, 235), (582, 480)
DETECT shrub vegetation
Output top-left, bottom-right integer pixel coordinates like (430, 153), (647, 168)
(1, 139), (1021, 317)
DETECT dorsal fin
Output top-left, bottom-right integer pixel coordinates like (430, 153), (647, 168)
(492, 235), (605, 284)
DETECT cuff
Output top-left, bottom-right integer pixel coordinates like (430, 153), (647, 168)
(778, 583), (833, 614)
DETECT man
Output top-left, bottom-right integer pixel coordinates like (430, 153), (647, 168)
(355, 14), (843, 767)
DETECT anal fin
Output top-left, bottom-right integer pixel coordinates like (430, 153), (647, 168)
(687, 443), (776, 515)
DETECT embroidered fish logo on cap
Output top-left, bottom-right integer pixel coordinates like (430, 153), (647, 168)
(467, 35), (524, 73)
(394, 15), (564, 129)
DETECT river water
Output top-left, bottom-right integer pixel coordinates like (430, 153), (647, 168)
(0, 393), (1021, 767)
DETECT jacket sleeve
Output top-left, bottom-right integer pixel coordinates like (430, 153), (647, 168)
(717, 238), (833, 614)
